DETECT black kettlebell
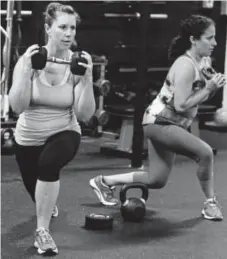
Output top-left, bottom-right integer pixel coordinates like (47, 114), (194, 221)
(120, 183), (149, 222)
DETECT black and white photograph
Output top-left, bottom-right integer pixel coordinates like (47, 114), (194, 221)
(1, 0), (227, 258)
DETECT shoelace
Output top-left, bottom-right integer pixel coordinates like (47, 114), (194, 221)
(105, 186), (116, 199)
(37, 229), (53, 245)
(205, 196), (218, 205)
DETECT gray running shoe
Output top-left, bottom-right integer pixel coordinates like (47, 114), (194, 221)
(89, 175), (118, 206)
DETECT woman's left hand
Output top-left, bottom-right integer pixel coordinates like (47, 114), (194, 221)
(78, 51), (93, 80)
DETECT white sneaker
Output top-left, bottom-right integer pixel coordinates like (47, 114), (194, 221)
(201, 197), (223, 221)
(34, 227), (58, 255)
(51, 205), (59, 218)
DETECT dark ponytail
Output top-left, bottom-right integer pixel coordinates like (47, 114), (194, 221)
(168, 35), (191, 65)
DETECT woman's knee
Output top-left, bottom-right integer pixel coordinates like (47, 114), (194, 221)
(147, 180), (167, 189)
(146, 168), (170, 189)
(198, 144), (213, 164)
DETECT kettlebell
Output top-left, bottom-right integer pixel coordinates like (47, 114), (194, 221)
(120, 183), (149, 222)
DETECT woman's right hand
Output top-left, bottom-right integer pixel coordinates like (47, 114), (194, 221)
(206, 73), (226, 91)
(22, 44), (40, 71)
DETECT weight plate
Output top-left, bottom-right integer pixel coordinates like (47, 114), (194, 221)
(84, 213), (113, 230)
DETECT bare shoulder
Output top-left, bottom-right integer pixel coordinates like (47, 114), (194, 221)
(174, 56), (195, 70)
(171, 56), (195, 79)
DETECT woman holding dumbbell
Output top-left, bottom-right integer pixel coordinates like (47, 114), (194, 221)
(9, 2), (95, 256)
(90, 15), (225, 220)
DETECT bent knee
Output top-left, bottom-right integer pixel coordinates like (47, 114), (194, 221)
(199, 145), (213, 163)
(147, 177), (168, 189)
(147, 181), (166, 189)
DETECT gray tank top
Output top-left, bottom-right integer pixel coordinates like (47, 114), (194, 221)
(15, 64), (81, 146)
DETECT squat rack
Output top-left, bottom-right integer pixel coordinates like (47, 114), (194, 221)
(1, 0), (15, 121)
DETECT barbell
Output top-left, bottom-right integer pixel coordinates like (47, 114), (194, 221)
(31, 47), (88, 75)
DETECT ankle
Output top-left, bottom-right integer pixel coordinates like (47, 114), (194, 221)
(36, 226), (48, 232)
(102, 176), (111, 187)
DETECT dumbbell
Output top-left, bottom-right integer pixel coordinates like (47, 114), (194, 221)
(201, 66), (216, 80)
(31, 47), (88, 75)
(94, 79), (111, 96)
(202, 65), (226, 84)
(1, 128), (14, 147)
(90, 109), (109, 127)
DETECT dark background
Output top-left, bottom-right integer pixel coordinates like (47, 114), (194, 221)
(1, 1), (226, 110)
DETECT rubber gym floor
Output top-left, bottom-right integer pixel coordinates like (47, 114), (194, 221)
(1, 136), (227, 259)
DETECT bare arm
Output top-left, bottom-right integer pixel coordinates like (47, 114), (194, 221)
(9, 44), (40, 114)
(73, 51), (96, 122)
(174, 59), (225, 112)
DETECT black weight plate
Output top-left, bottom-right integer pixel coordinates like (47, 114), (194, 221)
(84, 213), (113, 230)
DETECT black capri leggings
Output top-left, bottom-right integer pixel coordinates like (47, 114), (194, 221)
(14, 130), (81, 202)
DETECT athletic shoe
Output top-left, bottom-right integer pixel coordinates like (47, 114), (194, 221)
(51, 205), (59, 218)
(89, 175), (118, 206)
(34, 227), (58, 255)
(201, 197), (223, 221)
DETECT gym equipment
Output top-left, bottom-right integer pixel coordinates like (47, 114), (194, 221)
(1, 128), (14, 146)
(93, 55), (109, 135)
(94, 79), (111, 96)
(120, 183), (149, 222)
(1, 0), (15, 121)
(84, 213), (113, 230)
(87, 109), (109, 128)
(104, 13), (168, 20)
(100, 105), (134, 157)
(82, 55), (109, 137)
(93, 109), (109, 126)
(31, 47), (88, 75)
(100, 105), (147, 159)
(1, 128), (15, 155)
(214, 108), (227, 126)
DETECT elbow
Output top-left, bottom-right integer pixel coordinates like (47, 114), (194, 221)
(10, 104), (24, 115)
(174, 103), (187, 113)
(9, 96), (25, 115)
(77, 105), (96, 123)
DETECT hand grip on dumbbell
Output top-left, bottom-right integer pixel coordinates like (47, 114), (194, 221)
(202, 66), (226, 87)
(31, 47), (88, 75)
(201, 66), (217, 80)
